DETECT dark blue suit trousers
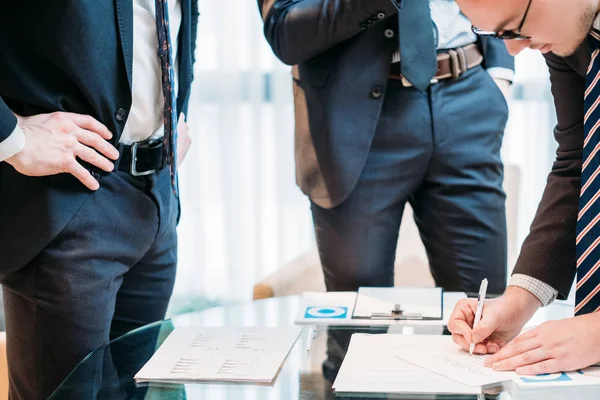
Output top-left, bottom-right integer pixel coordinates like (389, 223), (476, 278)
(1, 167), (178, 400)
(311, 66), (509, 295)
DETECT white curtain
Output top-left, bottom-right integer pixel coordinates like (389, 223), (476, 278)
(174, 0), (313, 304)
(503, 50), (557, 252)
(173, 0), (559, 304)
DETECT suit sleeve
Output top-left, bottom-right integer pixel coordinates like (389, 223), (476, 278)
(190, 0), (199, 71)
(511, 52), (585, 299)
(258, 0), (398, 65)
(0, 97), (17, 144)
(0, 96), (26, 161)
(180, 0), (200, 118)
(480, 36), (515, 72)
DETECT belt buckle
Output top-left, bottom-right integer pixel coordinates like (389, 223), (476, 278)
(448, 48), (469, 80)
(401, 76), (439, 87)
(130, 140), (157, 177)
(401, 76), (413, 87)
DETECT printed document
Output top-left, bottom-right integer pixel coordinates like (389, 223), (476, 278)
(135, 327), (301, 384)
(399, 336), (600, 389)
(333, 334), (480, 394)
(399, 336), (514, 387)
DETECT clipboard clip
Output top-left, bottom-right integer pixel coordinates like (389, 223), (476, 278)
(369, 303), (424, 320)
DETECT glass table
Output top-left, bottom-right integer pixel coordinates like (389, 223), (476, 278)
(49, 296), (598, 399)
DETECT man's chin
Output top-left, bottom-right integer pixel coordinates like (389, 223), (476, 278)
(551, 36), (591, 57)
(550, 45), (579, 57)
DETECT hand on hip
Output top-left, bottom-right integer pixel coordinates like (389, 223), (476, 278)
(5, 112), (119, 190)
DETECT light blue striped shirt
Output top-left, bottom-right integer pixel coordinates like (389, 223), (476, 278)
(392, 0), (514, 81)
(430, 0), (476, 50)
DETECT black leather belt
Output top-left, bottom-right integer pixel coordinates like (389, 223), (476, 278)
(117, 138), (165, 176)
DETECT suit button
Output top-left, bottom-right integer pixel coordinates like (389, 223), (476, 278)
(370, 86), (383, 99)
(384, 29), (395, 39)
(377, 12), (386, 19)
(115, 108), (127, 122)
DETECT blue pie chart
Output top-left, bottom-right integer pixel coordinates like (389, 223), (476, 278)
(304, 306), (348, 319)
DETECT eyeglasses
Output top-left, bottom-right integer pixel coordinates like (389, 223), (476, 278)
(471, 0), (533, 40)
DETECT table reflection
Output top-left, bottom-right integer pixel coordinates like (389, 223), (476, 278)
(49, 296), (584, 400)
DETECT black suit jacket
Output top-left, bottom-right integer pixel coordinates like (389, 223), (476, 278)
(512, 45), (589, 299)
(258, 0), (514, 208)
(0, 1), (199, 273)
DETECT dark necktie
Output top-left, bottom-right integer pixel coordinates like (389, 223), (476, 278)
(575, 31), (600, 316)
(398, 0), (437, 91)
(155, 0), (179, 196)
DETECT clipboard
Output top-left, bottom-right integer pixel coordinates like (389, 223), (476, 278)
(352, 287), (443, 320)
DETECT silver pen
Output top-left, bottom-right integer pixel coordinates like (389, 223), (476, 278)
(470, 278), (488, 355)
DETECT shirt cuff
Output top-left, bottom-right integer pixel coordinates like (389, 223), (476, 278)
(486, 67), (515, 83)
(509, 274), (559, 307)
(0, 123), (26, 162)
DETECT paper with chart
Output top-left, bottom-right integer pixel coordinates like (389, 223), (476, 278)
(295, 290), (466, 326)
(511, 366), (600, 388)
(333, 334), (480, 394)
(294, 291), (357, 325)
(398, 336), (600, 389)
(134, 327), (301, 384)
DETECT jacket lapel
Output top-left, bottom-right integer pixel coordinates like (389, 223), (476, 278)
(115, 0), (134, 90)
(177, 0), (192, 114)
(570, 41), (592, 77)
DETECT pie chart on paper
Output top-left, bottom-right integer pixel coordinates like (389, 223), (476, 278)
(304, 306), (348, 319)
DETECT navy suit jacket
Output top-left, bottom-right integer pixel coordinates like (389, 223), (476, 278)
(0, 1), (199, 273)
(258, 0), (514, 208)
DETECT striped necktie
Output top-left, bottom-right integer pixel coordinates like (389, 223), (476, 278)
(155, 0), (179, 196)
(575, 31), (600, 316)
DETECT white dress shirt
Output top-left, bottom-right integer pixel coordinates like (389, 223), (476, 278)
(0, 0), (182, 161)
(122, 0), (182, 144)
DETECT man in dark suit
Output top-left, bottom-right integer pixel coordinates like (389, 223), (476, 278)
(449, 0), (600, 376)
(0, 1), (198, 398)
(258, 1), (514, 295)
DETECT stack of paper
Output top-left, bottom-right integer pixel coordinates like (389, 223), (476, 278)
(134, 327), (301, 384)
(333, 334), (480, 395)
(398, 335), (516, 388)
(334, 334), (600, 396)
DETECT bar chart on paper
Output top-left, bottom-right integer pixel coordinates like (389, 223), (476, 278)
(135, 327), (301, 384)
